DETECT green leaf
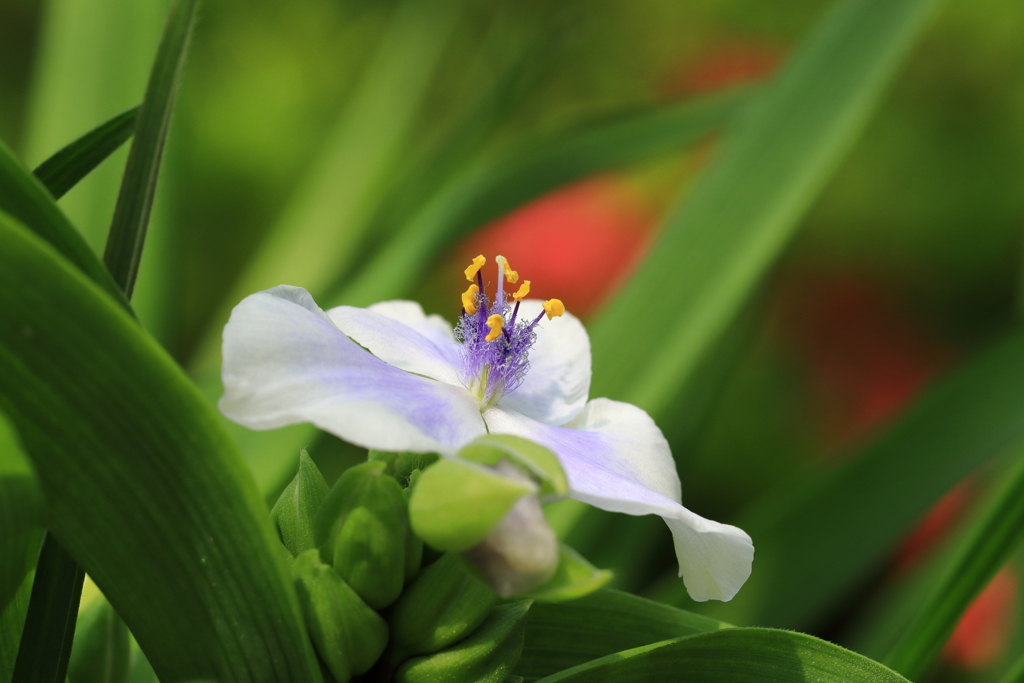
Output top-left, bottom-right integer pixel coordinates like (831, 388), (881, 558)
(409, 458), (533, 552)
(653, 328), (1024, 630)
(882, 451), (1024, 679)
(271, 449), (330, 557)
(0, 212), (320, 680)
(533, 628), (909, 683)
(332, 88), (747, 308)
(103, 0), (197, 298)
(0, 139), (128, 312)
(459, 435), (568, 497)
(190, 0), (465, 376)
(68, 597), (130, 683)
(520, 544), (612, 603)
(32, 107), (139, 201)
(11, 536), (85, 683)
(999, 651), (1024, 683)
(588, 0), (944, 414)
(1, 571), (34, 682)
(517, 588), (729, 682)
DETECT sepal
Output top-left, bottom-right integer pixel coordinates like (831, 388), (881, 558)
(270, 449), (329, 557)
(395, 600), (532, 683)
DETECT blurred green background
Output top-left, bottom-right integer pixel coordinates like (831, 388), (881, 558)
(3, 0), (1024, 680)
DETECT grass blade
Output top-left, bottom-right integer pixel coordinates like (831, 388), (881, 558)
(588, 0), (943, 414)
(533, 628), (909, 683)
(0, 139), (129, 312)
(882, 452), (1024, 678)
(652, 328), (1024, 630)
(0, 211), (320, 680)
(103, 0), (197, 298)
(333, 88), (748, 308)
(32, 107), (139, 201)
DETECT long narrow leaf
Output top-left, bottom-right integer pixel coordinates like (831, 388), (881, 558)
(0, 140), (128, 312)
(652, 328), (1024, 630)
(103, 0), (197, 298)
(333, 88), (748, 308)
(517, 589), (729, 682)
(1, 573), (35, 683)
(534, 628), (909, 683)
(0, 211), (320, 681)
(32, 107), (139, 201)
(11, 537), (84, 683)
(882, 451), (1024, 678)
(588, 0), (943, 414)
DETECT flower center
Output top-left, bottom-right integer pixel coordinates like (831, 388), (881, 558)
(455, 255), (564, 408)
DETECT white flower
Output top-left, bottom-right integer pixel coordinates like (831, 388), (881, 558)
(219, 256), (753, 602)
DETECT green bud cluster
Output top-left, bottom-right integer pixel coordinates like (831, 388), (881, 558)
(270, 449), (536, 683)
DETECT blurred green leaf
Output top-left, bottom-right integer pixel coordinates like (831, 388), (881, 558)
(23, 0), (169, 252)
(0, 411), (41, 614)
(0, 139), (128, 312)
(589, 0), (943, 413)
(32, 107), (139, 201)
(12, 536), (85, 683)
(192, 0), (465, 375)
(103, 0), (197, 298)
(1000, 651), (1024, 683)
(68, 596), (130, 683)
(0, 212), (320, 681)
(531, 628), (909, 683)
(517, 588), (729, 682)
(882, 451), (1024, 678)
(653, 328), (1024, 629)
(334, 88), (748, 308)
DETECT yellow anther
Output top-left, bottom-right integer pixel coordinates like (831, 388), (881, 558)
(542, 299), (565, 320)
(461, 284), (479, 314)
(512, 280), (531, 302)
(485, 314), (505, 342)
(464, 254), (486, 282)
(497, 255), (519, 284)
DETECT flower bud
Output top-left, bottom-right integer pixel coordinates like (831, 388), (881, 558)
(389, 552), (497, 657)
(270, 449), (329, 557)
(314, 460), (408, 609)
(395, 600), (532, 683)
(462, 462), (559, 597)
(292, 549), (389, 681)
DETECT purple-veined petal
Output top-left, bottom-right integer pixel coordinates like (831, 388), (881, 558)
(482, 399), (753, 602)
(220, 286), (485, 454)
(496, 300), (591, 426)
(328, 301), (463, 386)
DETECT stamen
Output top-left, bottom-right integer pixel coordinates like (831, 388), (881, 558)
(512, 280), (531, 302)
(485, 314), (505, 342)
(461, 284), (480, 315)
(465, 254), (486, 282)
(542, 299), (565, 320)
(498, 255), (519, 284)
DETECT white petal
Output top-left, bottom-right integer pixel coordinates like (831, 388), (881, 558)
(482, 399), (753, 602)
(327, 301), (463, 385)
(220, 286), (485, 453)
(497, 300), (591, 426)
